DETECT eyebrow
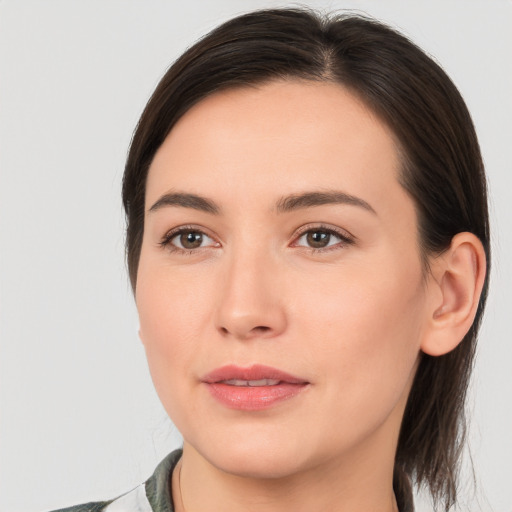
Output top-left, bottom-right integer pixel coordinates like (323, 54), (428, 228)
(148, 190), (376, 215)
(149, 192), (220, 214)
(275, 190), (376, 215)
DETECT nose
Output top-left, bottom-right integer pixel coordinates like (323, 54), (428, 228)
(214, 248), (287, 341)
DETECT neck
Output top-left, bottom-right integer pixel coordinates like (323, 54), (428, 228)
(172, 440), (400, 512)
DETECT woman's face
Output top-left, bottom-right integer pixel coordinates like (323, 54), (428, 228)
(137, 80), (431, 478)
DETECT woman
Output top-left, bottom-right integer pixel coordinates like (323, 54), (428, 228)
(52, 7), (489, 512)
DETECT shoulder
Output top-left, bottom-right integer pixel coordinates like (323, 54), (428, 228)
(47, 485), (146, 512)
(47, 449), (182, 512)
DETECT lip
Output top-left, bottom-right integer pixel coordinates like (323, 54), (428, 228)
(201, 364), (310, 411)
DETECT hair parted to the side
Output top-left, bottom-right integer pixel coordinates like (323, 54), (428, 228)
(122, 8), (490, 512)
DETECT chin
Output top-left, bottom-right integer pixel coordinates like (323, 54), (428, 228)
(211, 447), (307, 480)
(187, 428), (313, 480)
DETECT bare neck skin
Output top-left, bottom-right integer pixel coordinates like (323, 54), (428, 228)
(172, 455), (398, 512)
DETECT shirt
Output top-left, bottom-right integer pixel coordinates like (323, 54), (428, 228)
(50, 449), (182, 512)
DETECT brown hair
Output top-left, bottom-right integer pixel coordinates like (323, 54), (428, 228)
(122, 8), (490, 511)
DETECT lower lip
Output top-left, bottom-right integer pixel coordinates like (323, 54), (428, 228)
(205, 382), (308, 411)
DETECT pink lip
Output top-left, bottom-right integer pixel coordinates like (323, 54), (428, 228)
(202, 364), (309, 411)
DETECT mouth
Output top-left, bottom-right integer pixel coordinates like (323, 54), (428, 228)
(201, 364), (310, 411)
(218, 378), (282, 387)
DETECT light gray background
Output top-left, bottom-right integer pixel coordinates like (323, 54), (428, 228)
(1, 1), (511, 511)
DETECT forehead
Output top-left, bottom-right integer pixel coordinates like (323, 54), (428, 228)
(146, 80), (405, 217)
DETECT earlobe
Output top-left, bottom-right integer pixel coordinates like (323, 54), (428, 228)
(421, 232), (487, 357)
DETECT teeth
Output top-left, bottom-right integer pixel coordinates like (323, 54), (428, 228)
(222, 379), (281, 387)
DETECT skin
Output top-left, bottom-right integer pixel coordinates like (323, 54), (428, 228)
(136, 80), (482, 512)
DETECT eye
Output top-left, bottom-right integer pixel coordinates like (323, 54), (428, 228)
(160, 227), (218, 253)
(293, 226), (354, 251)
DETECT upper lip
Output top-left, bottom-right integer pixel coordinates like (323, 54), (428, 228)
(202, 364), (309, 384)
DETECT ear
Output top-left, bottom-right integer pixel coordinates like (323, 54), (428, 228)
(421, 232), (487, 356)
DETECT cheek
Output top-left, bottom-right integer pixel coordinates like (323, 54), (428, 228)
(294, 256), (425, 406)
(137, 252), (216, 341)
(135, 260), (215, 409)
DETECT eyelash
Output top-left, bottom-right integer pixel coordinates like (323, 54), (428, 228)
(159, 224), (355, 255)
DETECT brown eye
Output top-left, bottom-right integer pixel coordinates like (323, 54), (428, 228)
(305, 230), (332, 248)
(178, 231), (204, 249)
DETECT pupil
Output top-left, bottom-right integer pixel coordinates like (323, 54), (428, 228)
(307, 231), (330, 248)
(181, 231), (202, 249)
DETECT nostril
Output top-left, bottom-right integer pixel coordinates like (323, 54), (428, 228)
(218, 325), (272, 337)
(252, 326), (271, 334)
